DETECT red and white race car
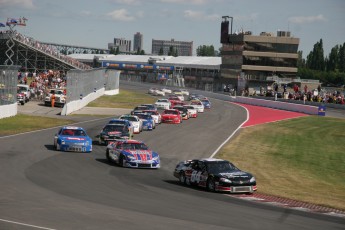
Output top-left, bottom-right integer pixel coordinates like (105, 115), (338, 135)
(161, 109), (182, 124)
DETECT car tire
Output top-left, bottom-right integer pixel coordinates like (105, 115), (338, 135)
(179, 172), (186, 184)
(207, 177), (216, 192)
(106, 150), (112, 163)
(119, 154), (125, 167)
(56, 143), (60, 151)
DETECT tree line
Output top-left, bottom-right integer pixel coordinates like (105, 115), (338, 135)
(298, 39), (345, 87)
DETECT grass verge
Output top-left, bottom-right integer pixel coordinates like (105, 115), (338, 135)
(216, 116), (345, 211)
(0, 114), (73, 136)
(87, 89), (156, 109)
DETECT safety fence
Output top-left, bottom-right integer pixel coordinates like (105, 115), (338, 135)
(0, 65), (20, 119)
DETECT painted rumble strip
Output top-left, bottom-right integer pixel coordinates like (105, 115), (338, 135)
(0, 218), (56, 230)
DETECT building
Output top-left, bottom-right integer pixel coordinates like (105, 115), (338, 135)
(219, 17), (300, 92)
(109, 38), (131, 53)
(133, 32), (143, 52)
(151, 39), (193, 56)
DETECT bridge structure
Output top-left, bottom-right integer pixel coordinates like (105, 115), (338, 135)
(0, 30), (107, 72)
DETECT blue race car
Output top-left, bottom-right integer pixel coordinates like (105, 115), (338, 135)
(200, 98), (211, 109)
(53, 126), (92, 152)
(106, 139), (160, 168)
(132, 112), (155, 130)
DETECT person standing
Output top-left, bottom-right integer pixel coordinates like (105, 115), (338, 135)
(51, 92), (56, 108)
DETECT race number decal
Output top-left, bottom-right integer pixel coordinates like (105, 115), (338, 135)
(191, 171), (202, 183)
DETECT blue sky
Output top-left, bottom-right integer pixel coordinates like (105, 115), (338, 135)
(0, 0), (344, 57)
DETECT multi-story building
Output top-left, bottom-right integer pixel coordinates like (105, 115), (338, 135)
(133, 32), (143, 52)
(109, 38), (131, 53)
(151, 39), (193, 56)
(219, 18), (300, 91)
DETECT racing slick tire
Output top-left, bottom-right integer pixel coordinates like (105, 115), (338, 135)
(106, 150), (112, 163)
(55, 143), (61, 151)
(119, 154), (125, 167)
(179, 172), (186, 185)
(207, 177), (216, 192)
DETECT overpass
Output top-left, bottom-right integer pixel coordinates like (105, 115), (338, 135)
(0, 31), (106, 72)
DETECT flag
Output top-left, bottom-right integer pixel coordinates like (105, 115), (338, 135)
(0, 23), (5, 27)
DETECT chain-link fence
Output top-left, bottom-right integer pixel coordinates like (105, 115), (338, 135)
(66, 68), (119, 103)
(0, 65), (20, 105)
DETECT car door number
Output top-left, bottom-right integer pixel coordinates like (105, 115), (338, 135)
(191, 171), (202, 183)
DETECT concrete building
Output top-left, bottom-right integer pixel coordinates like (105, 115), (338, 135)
(219, 18), (300, 91)
(151, 39), (193, 56)
(109, 38), (131, 53)
(133, 32), (143, 52)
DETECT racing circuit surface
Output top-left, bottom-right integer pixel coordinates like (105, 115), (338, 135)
(0, 83), (344, 230)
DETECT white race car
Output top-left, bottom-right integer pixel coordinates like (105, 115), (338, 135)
(119, 114), (142, 134)
(190, 100), (204, 113)
(155, 98), (171, 110)
(183, 105), (198, 118)
(161, 87), (172, 94)
(153, 89), (165, 96)
(180, 89), (190, 96)
(148, 87), (158, 94)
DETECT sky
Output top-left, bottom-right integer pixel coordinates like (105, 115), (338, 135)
(0, 0), (344, 58)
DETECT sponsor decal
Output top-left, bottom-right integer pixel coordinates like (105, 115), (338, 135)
(67, 137), (85, 140)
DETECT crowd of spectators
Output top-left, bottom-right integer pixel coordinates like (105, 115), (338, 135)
(18, 70), (67, 100)
(1, 30), (92, 70)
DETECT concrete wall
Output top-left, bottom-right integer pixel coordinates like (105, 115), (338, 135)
(0, 103), (17, 119)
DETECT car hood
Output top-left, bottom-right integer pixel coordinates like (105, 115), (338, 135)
(121, 150), (158, 159)
(60, 136), (89, 142)
(162, 114), (178, 118)
(103, 131), (123, 136)
(217, 170), (252, 179)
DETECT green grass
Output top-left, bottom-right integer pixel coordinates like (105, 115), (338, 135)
(0, 114), (73, 136)
(87, 89), (156, 109)
(217, 116), (345, 210)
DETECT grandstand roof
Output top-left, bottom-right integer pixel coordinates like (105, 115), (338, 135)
(68, 54), (221, 70)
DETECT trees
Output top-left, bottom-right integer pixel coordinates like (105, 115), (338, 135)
(196, 45), (217, 56)
(158, 47), (164, 56)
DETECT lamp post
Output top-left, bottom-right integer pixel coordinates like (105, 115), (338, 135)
(3, 17), (28, 65)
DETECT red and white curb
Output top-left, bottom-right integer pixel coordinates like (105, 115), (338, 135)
(226, 193), (345, 218)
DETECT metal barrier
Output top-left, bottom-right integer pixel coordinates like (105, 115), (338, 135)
(0, 65), (21, 119)
(66, 68), (119, 102)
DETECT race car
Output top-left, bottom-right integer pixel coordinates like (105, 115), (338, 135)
(152, 89), (165, 96)
(190, 100), (204, 113)
(119, 114), (143, 134)
(183, 105), (198, 118)
(106, 139), (160, 168)
(53, 126), (92, 152)
(155, 98), (171, 110)
(132, 112), (155, 130)
(142, 110), (162, 124)
(160, 87), (172, 94)
(174, 158), (257, 194)
(200, 98), (211, 109)
(161, 109), (182, 124)
(172, 105), (189, 120)
(108, 118), (134, 138)
(98, 124), (131, 145)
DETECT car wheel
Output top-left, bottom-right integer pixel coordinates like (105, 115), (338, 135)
(207, 177), (216, 192)
(119, 154), (125, 167)
(179, 172), (186, 184)
(56, 143), (60, 151)
(106, 150), (112, 163)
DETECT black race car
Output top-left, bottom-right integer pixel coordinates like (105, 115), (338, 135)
(174, 158), (257, 194)
(98, 124), (130, 145)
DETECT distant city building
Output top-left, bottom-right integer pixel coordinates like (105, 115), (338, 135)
(109, 38), (131, 52)
(133, 32), (143, 52)
(151, 39), (193, 56)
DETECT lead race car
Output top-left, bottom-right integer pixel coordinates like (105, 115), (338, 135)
(174, 158), (257, 193)
(53, 126), (92, 152)
(106, 139), (160, 168)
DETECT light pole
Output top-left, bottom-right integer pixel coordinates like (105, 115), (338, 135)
(3, 17), (28, 65)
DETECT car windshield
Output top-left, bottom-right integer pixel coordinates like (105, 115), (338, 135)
(103, 125), (125, 132)
(121, 116), (138, 122)
(119, 143), (148, 150)
(61, 129), (86, 136)
(109, 120), (126, 125)
(207, 162), (238, 174)
(164, 110), (178, 115)
(136, 114), (151, 120)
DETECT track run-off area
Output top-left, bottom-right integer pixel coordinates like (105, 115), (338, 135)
(0, 82), (344, 230)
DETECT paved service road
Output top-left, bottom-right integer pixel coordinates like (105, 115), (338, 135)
(0, 83), (344, 230)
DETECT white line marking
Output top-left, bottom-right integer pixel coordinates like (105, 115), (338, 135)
(0, 116), (111, 139)
(0, 218), (56, 230)
(209, 103), (249, 158)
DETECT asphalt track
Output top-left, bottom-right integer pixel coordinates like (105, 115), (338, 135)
(0, 83), (344, 230)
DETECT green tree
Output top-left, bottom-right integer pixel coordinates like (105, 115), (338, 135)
(325, 45), (339, 72)
(115, 47), (120, 55)
(297, 51), (306, 68)
(196, 45), (216, 56)
(306, 39), (325, 71)
(338, 43), (345, 72)
(140, 50), (145, 55)
(168, 46), (175, 56)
